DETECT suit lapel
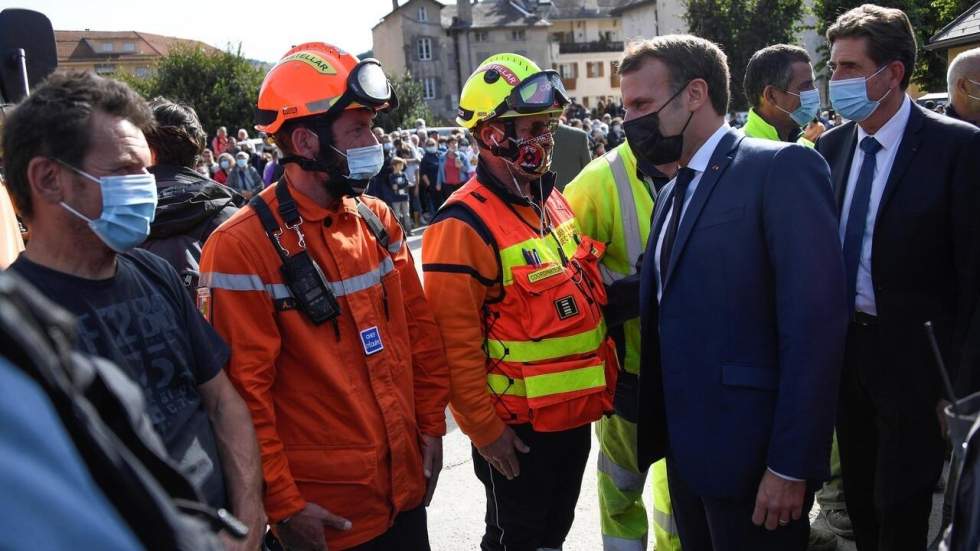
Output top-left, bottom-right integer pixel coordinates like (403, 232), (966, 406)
(875, 104), (924, 223)
(650, 179), (675, 247)
(832, 124), (858, 213)
(662, 130), (741, 291)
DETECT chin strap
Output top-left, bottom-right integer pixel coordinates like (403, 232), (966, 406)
(279, 155), (369, 198)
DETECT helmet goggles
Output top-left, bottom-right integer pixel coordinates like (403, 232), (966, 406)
(489, 70), (569, 120)
(323, 58), (399, 119)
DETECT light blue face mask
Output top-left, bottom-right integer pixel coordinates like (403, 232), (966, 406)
(331, 143), (385, 181)
(777, 88), (822, 126)
(829, 65), (892, 122)
(57, 161), (158, 253)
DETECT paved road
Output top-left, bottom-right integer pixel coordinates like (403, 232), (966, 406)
(408, 231), (946, 550)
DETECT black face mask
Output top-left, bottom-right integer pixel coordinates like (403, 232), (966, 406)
(623, 83), (693, 166)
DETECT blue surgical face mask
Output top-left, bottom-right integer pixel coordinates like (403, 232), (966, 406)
(777, 88), (821, 126)
(331, 143), (385, 181)
(57, 161), (158, 253)
(829, 65), (892, 122)
(219, 159), (230, 170)
(235, 157), (247, 168)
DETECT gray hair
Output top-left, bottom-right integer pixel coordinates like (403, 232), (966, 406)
(948, 47), (980, 95)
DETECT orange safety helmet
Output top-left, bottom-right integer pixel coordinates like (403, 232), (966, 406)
(255, 42), (396, 134)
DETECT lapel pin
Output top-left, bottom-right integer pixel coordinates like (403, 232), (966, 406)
(711, 165), (719, 171)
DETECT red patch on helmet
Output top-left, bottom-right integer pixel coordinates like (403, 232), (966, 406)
(480, 63), (521, 86)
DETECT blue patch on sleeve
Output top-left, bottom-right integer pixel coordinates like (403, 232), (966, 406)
(359, 326), (384, 356)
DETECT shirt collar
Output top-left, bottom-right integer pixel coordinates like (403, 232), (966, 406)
(686, 122), (731, 174)
(857, 94), (911, 152)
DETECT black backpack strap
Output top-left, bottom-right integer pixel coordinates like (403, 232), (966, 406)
(249, 194), (290, 263)
(275, 179), (301, 227)
(354, 197), (390, 252)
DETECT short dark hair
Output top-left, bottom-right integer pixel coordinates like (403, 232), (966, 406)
(827, 4), (916, 89)
(145, 97), (206, 168)
(743, 45), (811, 110)
(620, 35), (730, 116)
(1, 71), (153, 218)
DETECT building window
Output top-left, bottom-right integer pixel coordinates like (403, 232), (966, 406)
(99, 42), (114, 53)
(587, 62), (605, 78)
(511, 30), (526, 41)
(599, 31), (615, 42)
(122, 41), (136, 52)
(417, 37), (432, 60)
(94, 63), (116, 75)
(134, 66), (150, 78)
(610, 61), (621, 87)
(558, 62), (578, 79)
(473, 30), (489, 42)
(423, 77), (437, 99)
(418, 5), (428, 21)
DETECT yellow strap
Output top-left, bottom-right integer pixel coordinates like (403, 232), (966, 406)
(488, 363), (606, 398)
(486, 320), (607, 362)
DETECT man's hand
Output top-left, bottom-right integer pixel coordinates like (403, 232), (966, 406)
(752, 470), (806, 530)
(421, 434), (443, 506)
(803, 121), (826, 143)
(477, 426), (530, 480)
(275, 502), (351, 551)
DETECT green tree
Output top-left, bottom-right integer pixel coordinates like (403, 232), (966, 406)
(118, 44), (266, 137)
(686, 0), (807, 111)
(373, 72), (436, 131)
(812, 0), (973, 93)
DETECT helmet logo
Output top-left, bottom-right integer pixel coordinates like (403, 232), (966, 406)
(280, 52), (337, 75)
(478, 63), (520, 86)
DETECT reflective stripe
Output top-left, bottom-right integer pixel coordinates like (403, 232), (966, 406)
(327, 256), (394, 296)
(201, 256), (393, 300)
(598, 449), (646, 492)
(388, 239), (402, 253)
(652, 507), (678, 536)
(604, 148), (642, 284)
(498, 219), (579, 285)
(602, 534), (647, 551)
(487, 373), (526, 396)
(200, 272), (292, 299)
(486, 320), (606, 362)
(488, 363), (605, 398)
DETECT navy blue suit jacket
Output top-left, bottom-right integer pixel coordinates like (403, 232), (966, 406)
(636, 128), (849, 499)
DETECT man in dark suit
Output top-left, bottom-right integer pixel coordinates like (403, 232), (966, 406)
(628, 35), (849, 551)
(815, 6), (980, 550)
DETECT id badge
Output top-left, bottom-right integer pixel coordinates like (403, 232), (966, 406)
(196, 287), (212, 322)
(360, 326), (384, 356)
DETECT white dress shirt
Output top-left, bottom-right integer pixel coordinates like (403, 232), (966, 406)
(654, 123), (730, 300)
(838, 95), (912, 316)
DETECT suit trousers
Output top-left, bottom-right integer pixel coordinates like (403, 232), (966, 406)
(348, 505), (430, 551)
(666, 456), (813, 551)
(837, 321), (942, 551)
(472, 423), (591, 551)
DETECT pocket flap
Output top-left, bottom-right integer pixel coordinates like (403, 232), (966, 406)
(721, 364), (778, 391)
(285, 445), (376, 485)
(511, 262), (572, 294)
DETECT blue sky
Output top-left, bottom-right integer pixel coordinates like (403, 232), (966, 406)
(4, 0), (418, 63)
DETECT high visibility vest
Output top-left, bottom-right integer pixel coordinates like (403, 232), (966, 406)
(446, 177), (618, 432)
(565, 143), (654, 376)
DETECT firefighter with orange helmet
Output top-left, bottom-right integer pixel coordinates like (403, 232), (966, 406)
(198, 42), (450, 550)
(422, 53), (619, 549)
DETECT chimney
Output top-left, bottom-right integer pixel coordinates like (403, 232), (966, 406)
(457, 0), (473, 25)
(392, 0), (399, 12)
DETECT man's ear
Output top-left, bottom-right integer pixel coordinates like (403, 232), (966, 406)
(478, 124), (504, 147)
(26, 157), (66, 206)
(686, 79), (710, 113)
(762, 84), (778, 107)
(290, 125), (320, 158)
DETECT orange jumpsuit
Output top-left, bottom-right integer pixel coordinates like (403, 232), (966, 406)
(199, 182), (449, 549)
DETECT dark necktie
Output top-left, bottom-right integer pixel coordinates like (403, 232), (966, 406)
(842, 136), (883, 312)
(659, 167), (696, 285)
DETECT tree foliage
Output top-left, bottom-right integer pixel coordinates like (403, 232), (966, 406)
(686, 0), (807, 111)
(812, 0), (974, 93)
(118, 45), (266, 136)
(372, 72), (437, 131)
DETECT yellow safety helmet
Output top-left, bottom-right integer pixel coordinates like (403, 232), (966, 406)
(456, 53), (569, 129)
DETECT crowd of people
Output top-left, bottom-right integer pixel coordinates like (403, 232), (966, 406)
(1, 3), (980, 551)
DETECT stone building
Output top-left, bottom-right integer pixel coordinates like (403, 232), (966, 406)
(55, 30), (218, 77)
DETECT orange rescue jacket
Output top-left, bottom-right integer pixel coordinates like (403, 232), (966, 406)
(199, 181), (449, 550)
